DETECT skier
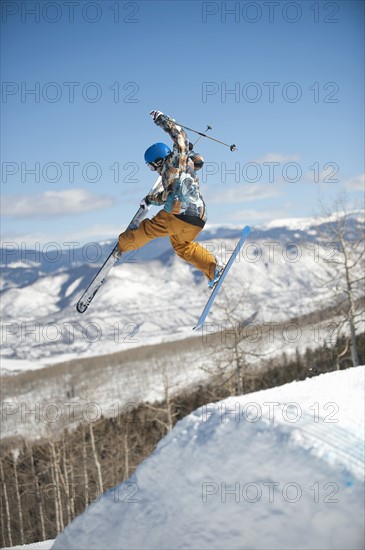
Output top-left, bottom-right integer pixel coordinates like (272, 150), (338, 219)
(118, 110), (222, 287)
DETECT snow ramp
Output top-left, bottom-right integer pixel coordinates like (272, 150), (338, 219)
(52, 366), (365, 550)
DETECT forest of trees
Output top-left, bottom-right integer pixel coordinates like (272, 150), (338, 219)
(1, 331), (364, 547)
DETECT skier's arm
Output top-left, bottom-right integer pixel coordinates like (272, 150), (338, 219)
(145, 190), (165, 206)
(145, 172), (165, 206)
(150, 111), (189, 171)
(189, 150), (204, 171)
(156, 116), (189, 158)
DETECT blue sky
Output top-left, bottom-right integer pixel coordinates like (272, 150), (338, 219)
(1, 0), (364, 246)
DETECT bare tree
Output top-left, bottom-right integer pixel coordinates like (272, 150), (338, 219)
(0, 457), (12, 547)
(145, 366), (180, 432)
(122, 424), (139, 479)
(315, 196), (364, 367)
(81, 424), (89, 508)
(28, 442), (47, 541)
(12, 449), (25, 545)
(123, 428), (131, 479)
(58, 436), (73, 525)
(50, 441), (64, 533)
(89, 423), (104, 497)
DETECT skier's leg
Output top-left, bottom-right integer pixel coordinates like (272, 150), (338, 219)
(169, 220), (216, 280)
(118, 209), (171, 253)
(119, 210), (217, 280)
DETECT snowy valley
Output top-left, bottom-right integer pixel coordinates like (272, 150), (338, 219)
(3, 218), (360, 369)
(1, 214), (364, 442)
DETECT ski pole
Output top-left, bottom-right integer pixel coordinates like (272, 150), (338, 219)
(175, 121), (237, 151)
(191, 125), (212, 148)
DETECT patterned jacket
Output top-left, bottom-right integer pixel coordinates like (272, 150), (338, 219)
(147, 115), (207, 225)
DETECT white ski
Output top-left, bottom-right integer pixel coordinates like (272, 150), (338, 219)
(76, 177), (162, 313)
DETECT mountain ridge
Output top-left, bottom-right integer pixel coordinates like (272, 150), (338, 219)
(1, 213), (364, 372)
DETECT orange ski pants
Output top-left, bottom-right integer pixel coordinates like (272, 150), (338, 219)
(118, 210), (216, 280)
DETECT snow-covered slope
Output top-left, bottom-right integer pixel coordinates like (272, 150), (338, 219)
(2, 214), (364, 374)
(52, 366), (365, 550)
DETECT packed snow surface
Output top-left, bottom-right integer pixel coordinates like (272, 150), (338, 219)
(52, 366), (365, 550)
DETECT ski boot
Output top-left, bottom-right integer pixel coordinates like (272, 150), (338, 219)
(208, 260), (224, 289)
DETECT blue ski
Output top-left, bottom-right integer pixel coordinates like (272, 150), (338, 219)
(193, 226), (250, 330)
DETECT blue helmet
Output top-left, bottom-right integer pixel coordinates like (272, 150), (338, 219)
(144, 142), (171, 164)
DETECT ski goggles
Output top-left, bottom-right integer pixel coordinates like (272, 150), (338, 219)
(146, 158), (164, 171)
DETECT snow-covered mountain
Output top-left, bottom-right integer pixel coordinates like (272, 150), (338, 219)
(49, 366), (364, 550)
(1, 214), (364, 374)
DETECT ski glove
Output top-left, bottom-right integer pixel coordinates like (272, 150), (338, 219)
(150, 110), (164, 122)
(140, 197), (150, 209)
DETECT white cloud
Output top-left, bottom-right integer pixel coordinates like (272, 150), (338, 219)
(209, 183), (279, 203)
(344, 173), (365, 192)
(1, 189), (115, 219)
(254, 153), (300, 163)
